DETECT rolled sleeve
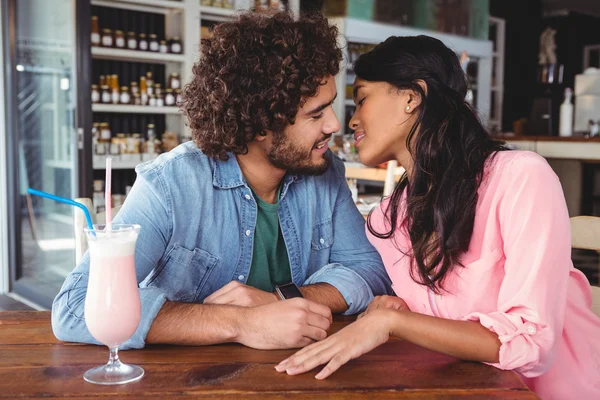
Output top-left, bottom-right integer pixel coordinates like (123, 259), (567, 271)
(304, 263), (374, 315)
(463, 311), (552, 375)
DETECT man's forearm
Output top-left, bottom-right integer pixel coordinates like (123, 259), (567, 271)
(300, 283), (348, 314)
(145, 301), (244, 346)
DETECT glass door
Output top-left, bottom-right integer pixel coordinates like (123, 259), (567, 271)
(3, 0), (91, 307)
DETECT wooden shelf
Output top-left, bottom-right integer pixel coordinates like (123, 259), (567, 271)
(92, 104), (181, 114)
(93, 156), (156, 170)
(91, 0), (184, 14)
(91, 47), (185, 63)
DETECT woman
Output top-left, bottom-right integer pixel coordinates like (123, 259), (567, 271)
(275, 35), (600, 399)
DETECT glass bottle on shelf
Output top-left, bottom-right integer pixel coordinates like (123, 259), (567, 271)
(130, 81), (139, 96)
(138, 33), (148, 51)
(120, 86), (130, 105)
(99, 75), (106, 87)
(156, 93), (164, 107)
(175, 89), (183, 105)
(133, 93), (141, 106)
(115, 30), (125, 49)
(154, 83), (162, 98)
(164, 89), (175, 106)
(140, 77), (149, 105)
(201, 0), (212, 5)
(159, 40), (168, 54)
(91, 16), (101, 46)
(91, 85), (100, 104)
(127, 32), (137, 50)
(99, 123), (112, 143)
(146, 124), (157, 156)
(149, 34), (159, 52)
(146, 72), (154, 95)
(101, 85), (111, 104)
(111, 75), (120, 104)
(170, 37), (182, 54)
(149, 94), (157, 107)
(101, 29), (113, 47)
(168, 72), (181, 90)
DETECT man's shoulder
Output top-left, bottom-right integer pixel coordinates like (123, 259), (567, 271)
(136, 141), (212, 176)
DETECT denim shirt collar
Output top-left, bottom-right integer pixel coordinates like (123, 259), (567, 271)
(212, 153), (303, 196)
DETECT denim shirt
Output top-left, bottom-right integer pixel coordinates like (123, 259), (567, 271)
(52, 142), (392, 349)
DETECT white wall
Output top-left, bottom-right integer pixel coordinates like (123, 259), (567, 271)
(0, 3), (10, 294)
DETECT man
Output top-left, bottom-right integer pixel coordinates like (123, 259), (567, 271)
(52, 11), (391, 350)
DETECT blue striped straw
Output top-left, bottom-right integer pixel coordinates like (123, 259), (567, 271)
(27, 188), (95, 231)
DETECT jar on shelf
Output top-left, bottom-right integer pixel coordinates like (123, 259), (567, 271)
(201, 0), (213, 5)
(175, 89), (183, 105)
(120, 86), (131, 105)
(111, 75), (120, 104)
(99, 123), (112, 143)
(149, 34), (159, 52)
(100, 85), (111, 103)
(224, 0), (234, 9)
(101, 29), (113, 47)
(170, 37), (182, 54)
(133, 93), (141, 106)
(115, 30), (125, 49)
(146, 72), (154, 95)
(213, 0), (224, 7)
(138, 33), (148, 51)
(99, 75), (106, 86)
(164, 89), (175, 106)
(128, 134), (142, 154)
(115, 133), (128, 154)
(140, 77), (149, 105)
(154, 83), (162, 98)
(109, 138), (121, 156)
(93, 179), (104, 193)
(127, 32), (137, 50)
(91, 85), (100, 104)
(159, 40), (168, 54)
(130, 81), (139, 96)
(156, 93), (164, 107)
(149, 94), (157, 107)
(168, 72), (181, 90)
(91, 16), (101, 46)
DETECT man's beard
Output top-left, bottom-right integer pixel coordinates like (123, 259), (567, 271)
(267, 131), (331, 176)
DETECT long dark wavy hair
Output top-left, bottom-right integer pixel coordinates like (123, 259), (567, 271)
(360, 35), (508, 293)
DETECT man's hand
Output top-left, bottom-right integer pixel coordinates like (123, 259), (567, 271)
(358, 295), (410, 319)
(204, 281), (278, 307)
(236, 298), (333, 350)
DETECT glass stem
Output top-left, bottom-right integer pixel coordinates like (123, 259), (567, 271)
(108, 346), (121, 367)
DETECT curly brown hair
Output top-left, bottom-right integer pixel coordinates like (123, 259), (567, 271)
(181, 11), (342, 160)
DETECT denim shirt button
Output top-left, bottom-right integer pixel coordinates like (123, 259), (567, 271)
(244, 194), (251, 200)
(245, 230), (251, 236)
(238, 275), (245, 281)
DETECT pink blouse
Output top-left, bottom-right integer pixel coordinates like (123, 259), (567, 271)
(367, 150), (600, 400)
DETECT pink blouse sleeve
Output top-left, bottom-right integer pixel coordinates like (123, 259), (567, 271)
(462, 153), (572, 377)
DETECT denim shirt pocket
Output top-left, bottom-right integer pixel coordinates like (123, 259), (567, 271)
(311, 218), (334, 251)
(140, 244), (218, 302)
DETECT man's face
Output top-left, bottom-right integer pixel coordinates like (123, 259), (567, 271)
(267, 77), (341, 175)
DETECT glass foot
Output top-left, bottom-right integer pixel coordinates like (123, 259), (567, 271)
(83, 361), (144, 385)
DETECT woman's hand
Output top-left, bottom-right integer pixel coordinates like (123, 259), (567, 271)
(275, 309), (398, 379)
(358, 295), (410, 319)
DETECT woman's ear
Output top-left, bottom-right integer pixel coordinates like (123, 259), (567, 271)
(405, 80), (427, 113)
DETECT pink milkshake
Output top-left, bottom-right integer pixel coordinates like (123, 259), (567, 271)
(83, 224), (144, 385)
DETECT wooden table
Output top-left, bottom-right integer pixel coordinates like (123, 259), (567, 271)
(0, 311), (538, 399)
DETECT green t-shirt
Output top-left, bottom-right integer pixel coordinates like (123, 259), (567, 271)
(246, 189), (292, 293)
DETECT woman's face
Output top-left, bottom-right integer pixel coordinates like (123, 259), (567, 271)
(348, 78), (418, 168)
